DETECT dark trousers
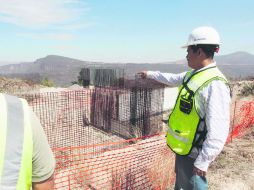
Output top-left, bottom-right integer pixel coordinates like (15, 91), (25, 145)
(174, 155), (207, 190)
(174, 155), (195, 190)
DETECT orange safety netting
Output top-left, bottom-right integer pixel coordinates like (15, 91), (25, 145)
(227, 100), (254, 142)
(54, 134), (175, 190)
(51, 99), (254, 190)
(18, 89), (254, 190)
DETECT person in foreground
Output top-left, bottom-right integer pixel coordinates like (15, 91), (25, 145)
(138, 26), (231, 190)
(0, 93), (55, 190)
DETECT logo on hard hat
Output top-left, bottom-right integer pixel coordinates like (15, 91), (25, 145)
(193, 38), (206, 41)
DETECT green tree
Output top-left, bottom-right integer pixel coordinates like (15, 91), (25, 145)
(72, 68), (89, 86)
(41, 77), (54, 87)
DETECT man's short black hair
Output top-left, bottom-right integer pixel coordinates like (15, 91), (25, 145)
(190, 44), (219, 58)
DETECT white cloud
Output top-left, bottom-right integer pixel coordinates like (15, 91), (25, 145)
(0, 0), (88, 28)
(17, 32), (75, 40)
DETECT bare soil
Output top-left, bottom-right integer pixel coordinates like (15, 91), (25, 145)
(208, 81), (254, 190)
(208, 131), (254, 190)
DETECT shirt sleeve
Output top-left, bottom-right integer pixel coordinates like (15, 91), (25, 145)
(30, 109), (56, 182)
(194, 80), (231, 171)
(146, 71), (187, 86)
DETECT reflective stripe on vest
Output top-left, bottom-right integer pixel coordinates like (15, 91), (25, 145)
(0, 94), (33, 190)
(167, 127), (189, 143)
(167, 67), (228, 155)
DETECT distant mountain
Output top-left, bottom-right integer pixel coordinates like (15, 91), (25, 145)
(0, 55), (98, 86)
(0, 61), (19, 66)
(214, 52), (254, 80)
(0, 52), (253, 86)
(215, 51), (254, 65)
(123, 51), (254, 80)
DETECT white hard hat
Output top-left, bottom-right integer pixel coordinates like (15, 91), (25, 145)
(182, 26), (220, 48)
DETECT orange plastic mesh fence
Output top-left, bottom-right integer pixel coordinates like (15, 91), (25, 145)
(22, 89), (93, 149)
(21, 88), (164, 150)
(18, 89), (254, 190)
(53, 134), (175, 190)
(228, 99), (254, 142)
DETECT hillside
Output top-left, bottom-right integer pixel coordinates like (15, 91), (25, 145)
(0, 52), (254, 86)
(0, 76), (42, 94)
(0, 55), (94, 86)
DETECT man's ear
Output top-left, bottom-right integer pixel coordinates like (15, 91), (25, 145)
(198, 48), (204, 57)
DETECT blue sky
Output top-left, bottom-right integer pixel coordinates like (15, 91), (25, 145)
(0, 0), (253, 63)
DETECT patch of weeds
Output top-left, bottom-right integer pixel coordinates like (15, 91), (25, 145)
(238, 82), (254, 97)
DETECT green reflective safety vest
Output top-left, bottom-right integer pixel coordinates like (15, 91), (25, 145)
(166, 66), (228, 155)
(0, 93), (33, 190)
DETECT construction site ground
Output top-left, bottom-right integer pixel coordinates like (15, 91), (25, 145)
(208, 131), (254, 190)
(207, 81), (254, 190)
(1, 77), (253, 189)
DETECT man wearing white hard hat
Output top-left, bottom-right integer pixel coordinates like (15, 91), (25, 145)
(138, 26), (231, 189)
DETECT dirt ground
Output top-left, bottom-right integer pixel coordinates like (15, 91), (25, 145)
(208, 81), (254, 190)
(208, 131), (254, 190)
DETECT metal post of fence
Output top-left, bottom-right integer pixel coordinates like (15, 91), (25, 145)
(231, 101), (237, 143)
(68, 175), (71, 190)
